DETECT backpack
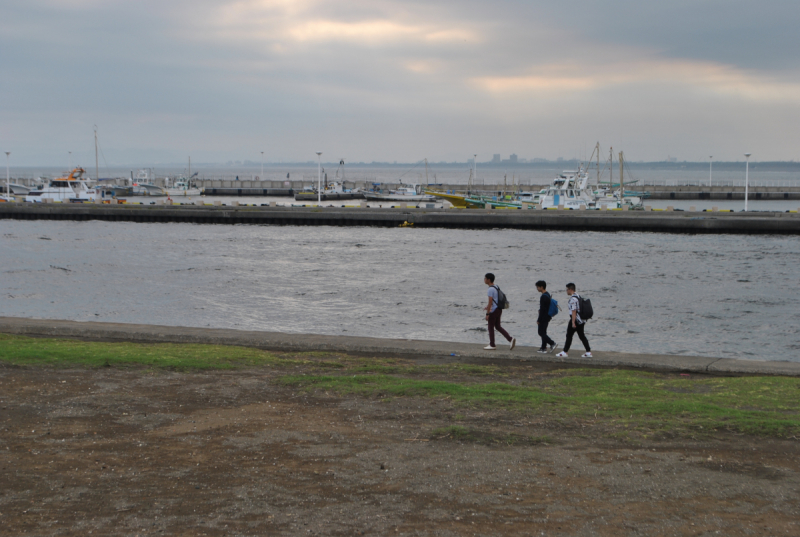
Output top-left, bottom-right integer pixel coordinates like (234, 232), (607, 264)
(492, 285), (510, 309)
(545, 292), (559, 318)
(577, 294), (594, 321)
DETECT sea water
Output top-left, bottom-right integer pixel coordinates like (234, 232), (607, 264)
(2, 221), (798, 361)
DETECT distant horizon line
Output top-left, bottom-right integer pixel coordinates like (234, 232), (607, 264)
(7, 159), (800, 168)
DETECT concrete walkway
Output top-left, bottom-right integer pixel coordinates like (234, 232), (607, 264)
(1, 316), (798, 377)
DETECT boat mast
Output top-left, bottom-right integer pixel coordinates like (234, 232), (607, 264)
(609, 146), (613, 187)
(94, 125), (99, 181)
(188, 156), (191, 178)
(425, 158), (429, 185)
(619, 151), (624, 204)
(596, 142), (600, 186)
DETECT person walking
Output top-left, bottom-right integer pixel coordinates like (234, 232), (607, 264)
(555, 283), (592, 358)
(484, 273), (516, 351)
(535, 280), (557, 353)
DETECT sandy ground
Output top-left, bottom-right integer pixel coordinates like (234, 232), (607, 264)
(1, 363), (799, 536)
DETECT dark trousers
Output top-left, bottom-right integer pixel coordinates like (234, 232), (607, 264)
(538, 320), (555, 349)
(488, 308), (512, 347)
(564, 321), (590, 352)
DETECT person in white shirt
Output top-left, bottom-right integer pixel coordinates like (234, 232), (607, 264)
(483, 273), (516, 351)
(555, 282), (592, 358)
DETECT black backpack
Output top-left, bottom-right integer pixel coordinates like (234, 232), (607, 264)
(492, 285), (510, 309)
(577, 295), (593, 320)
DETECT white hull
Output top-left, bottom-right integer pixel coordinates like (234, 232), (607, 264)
(365, 194), (437, 202)
(165, 188), (201, 196)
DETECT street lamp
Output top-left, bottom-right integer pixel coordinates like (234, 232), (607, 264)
(744, 153), (751, 212)
(260, 151), (264, 181)
(316, 152), (323, 205)
(4, 152), (10, 201)
(709, 156), (712, 188)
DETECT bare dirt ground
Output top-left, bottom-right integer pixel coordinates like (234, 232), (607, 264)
(1, 362), (799, 536)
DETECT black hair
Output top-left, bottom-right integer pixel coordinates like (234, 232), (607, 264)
(536, 280), (546, 289)
(566, 282), (576, 291)
(485, 273), (495, 283)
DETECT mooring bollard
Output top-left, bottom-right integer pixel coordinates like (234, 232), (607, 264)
(600, 203), (608, 210)
(689, 205), (696, 212)
(644, 205), (652, 211)
(485, 203), (493, 210)
(194, 200), (204, 206)
(231, 201), (239, 207)
(360, 201), (367, 208)
(666, 206), (674, 211)
(557, 204), (565, 210)
(269, 201), (277, 207)
(213, 201), (222, 206)
(712, 206), (719, 212)
(579, 204), (586, 210)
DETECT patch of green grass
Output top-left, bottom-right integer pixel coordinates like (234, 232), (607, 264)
(431, 425), (553, 445)
(279, 370), (800, 438)
(0, 333), (298, 370)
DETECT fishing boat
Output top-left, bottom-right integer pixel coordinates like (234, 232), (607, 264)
(365, 184), (436, 202)
(164, 178), (201, 196)
(538, 169), (596, 209)
(25, 168), (99, 203)
(294, 181), (364, 201)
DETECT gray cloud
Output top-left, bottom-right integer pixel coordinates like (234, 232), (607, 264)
(1, 0), (799, 165)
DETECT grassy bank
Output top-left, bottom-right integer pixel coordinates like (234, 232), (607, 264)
(2, 333), (799, 439)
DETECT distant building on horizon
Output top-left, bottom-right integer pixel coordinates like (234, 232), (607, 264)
(492, 154), (501, 164)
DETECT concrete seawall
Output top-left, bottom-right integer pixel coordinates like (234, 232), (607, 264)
(1, 317), (798, 377)
(2, 203), (799, 234)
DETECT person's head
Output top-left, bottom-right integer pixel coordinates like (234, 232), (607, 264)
(484, 273), (495, 285)
(536, 280), (547, 292)
(566, 282), (576, 295)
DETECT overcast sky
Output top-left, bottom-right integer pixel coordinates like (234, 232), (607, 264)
(2, 0), (799, 165)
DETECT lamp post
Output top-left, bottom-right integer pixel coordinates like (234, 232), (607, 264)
(709, 156), (712, 188)
(260, 151), (264, 181)
(4, 152), (10, 200)
(744, 153), (751, 212)
(316, 152), (322, 205)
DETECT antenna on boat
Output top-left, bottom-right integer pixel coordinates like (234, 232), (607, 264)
(94, 125), (99, 181)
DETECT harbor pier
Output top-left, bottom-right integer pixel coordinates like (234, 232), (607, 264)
(1, 203), (799, 233)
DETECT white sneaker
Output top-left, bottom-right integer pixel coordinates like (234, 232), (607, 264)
(555, 351), (568, 357)
(484, 345), (496, 350)
(509, 338), (516, 350)
(582, 352), (593, 358)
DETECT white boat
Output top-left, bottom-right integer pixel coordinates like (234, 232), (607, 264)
(538, 170), (596, 209)
(365, 184), (437, 202)
(25, 168), (99, 203)
(164, 179), (201, 196)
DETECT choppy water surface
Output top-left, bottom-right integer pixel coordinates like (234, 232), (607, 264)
(2, 221), (799, 361)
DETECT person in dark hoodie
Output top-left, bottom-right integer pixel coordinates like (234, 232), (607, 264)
(536, 280), (557, 353)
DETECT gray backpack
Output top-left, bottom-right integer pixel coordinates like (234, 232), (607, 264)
(492, 285), (510, 309)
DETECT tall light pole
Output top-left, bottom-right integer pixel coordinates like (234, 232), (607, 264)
(4, 152), (10, 200)
(316, 152), (323, 205)
(744, 153), (751, 212)
(260, 151), (264, 180)
(709, 156), (713, 188)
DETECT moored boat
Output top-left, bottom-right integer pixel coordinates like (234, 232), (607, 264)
(25, 168), (99, 203)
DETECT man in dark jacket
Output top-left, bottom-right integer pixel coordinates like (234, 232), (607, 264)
(536, 280), (557, 353)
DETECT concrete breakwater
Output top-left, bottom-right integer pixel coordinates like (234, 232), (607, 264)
(2, 203), (799, 233)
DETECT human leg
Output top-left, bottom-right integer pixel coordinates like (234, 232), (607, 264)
(576, 323), (591, 352)
(487, 309), (498, 347)
(538, 320), (555, 349)
(564, 321), (576, 352)
(494, 309), (512, 342)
